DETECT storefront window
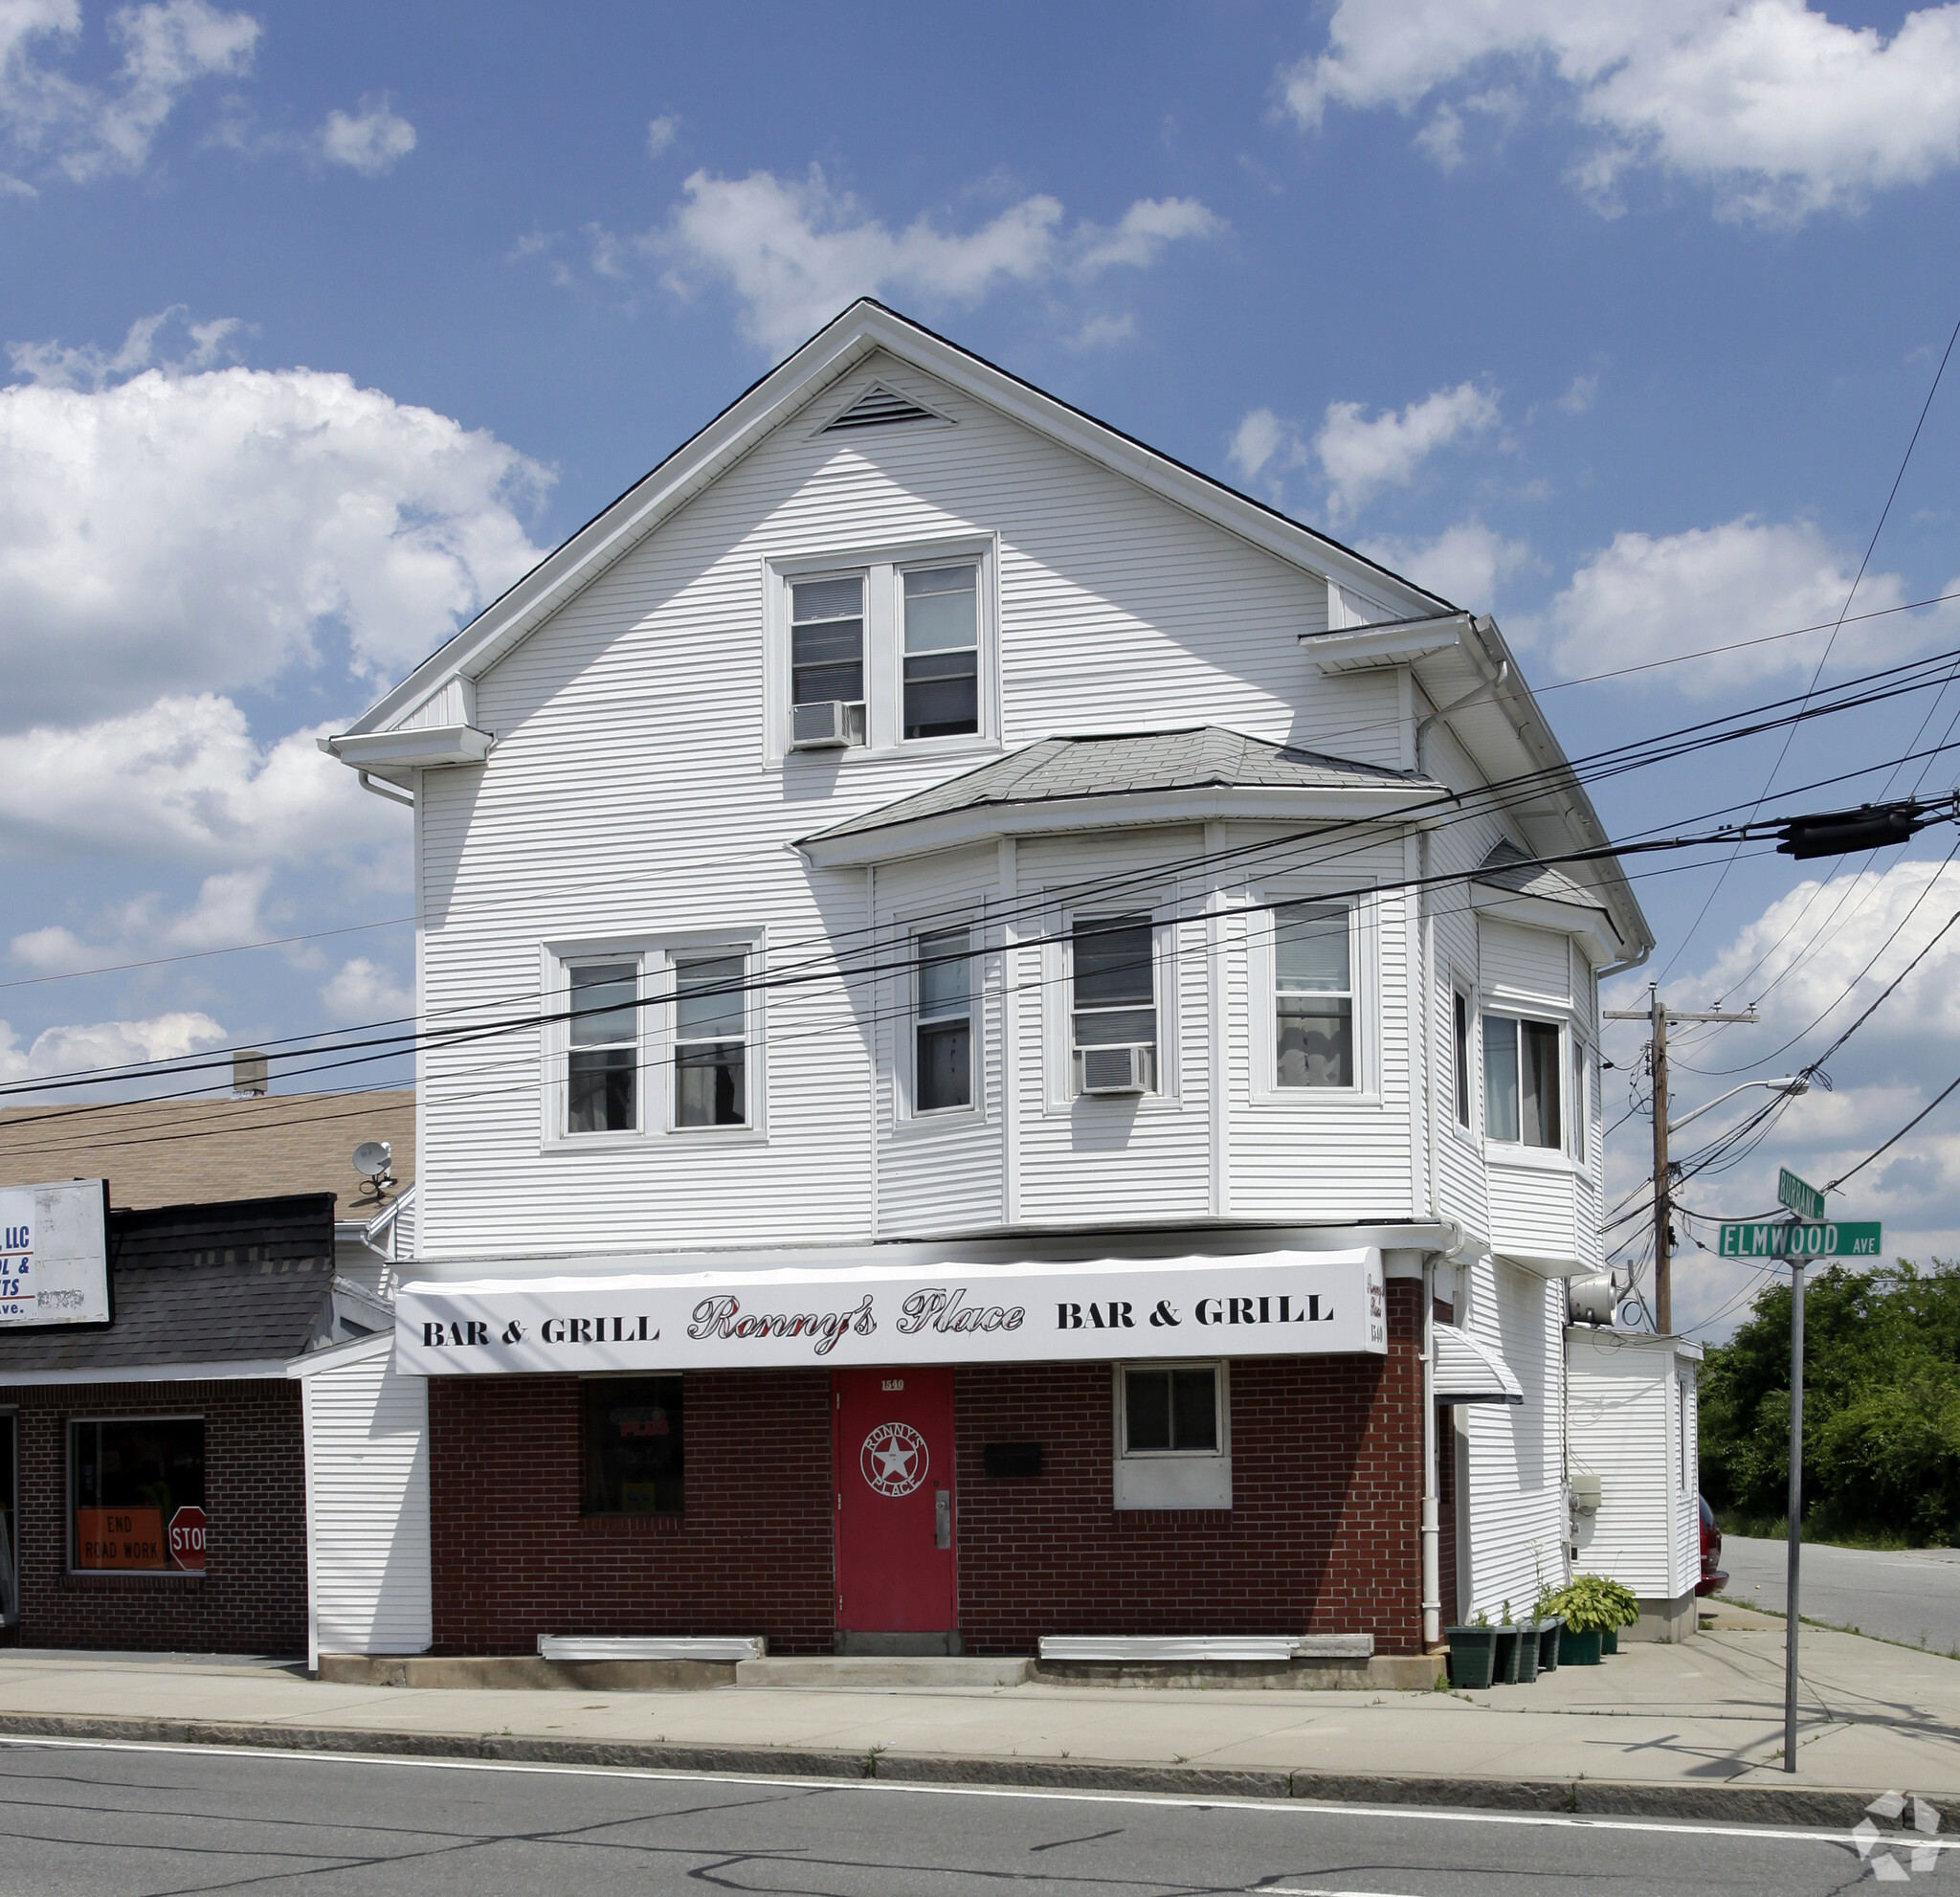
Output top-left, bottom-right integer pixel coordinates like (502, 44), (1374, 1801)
(70, 1417), (205, 1572)
(581, 1376), (683, 1515)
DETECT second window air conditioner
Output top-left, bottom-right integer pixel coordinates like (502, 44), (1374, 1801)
(791, 700), (867, 749)
(1080, 1044), (1149, 1095)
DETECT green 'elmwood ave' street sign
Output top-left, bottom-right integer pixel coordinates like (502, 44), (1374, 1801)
(1777, 1167), (1826, 1222)
(1718, 1221), (1882, 1260)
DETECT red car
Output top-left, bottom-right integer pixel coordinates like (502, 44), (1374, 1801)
(1697, 1497), (1728, 1596)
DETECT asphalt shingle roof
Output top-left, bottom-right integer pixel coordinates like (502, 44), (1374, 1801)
(0, 1194), (337, 1377)
(0, 1087), (413, 1214)
(808, 727), (1440, 843)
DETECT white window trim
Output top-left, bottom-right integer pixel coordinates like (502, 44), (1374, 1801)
(1247, 886), (1379, 1105)
(1045, 900), (1181, 1112)
(540, 932), (768, 1150)
(1112, 1360), (1232, 1511)
(1479, 1005), (1579, 1170)
(897, 914), (985, 1128)
(1449, 975), (1479, 1147)
(762, 535), (1000, 767)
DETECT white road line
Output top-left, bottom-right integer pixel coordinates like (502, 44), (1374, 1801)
(0, 1733), (1946, 1851)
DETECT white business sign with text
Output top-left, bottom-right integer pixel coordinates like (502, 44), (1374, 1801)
(395, 1247), (1387, 1375)
(0, 1179), (110, 1328)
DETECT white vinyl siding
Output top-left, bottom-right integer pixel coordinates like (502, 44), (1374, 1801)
(299, 1343), (432, 1667)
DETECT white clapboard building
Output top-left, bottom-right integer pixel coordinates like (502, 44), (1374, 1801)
(317, 301), (1652, 1665)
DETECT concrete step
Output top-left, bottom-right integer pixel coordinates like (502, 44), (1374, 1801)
(735, 1656), (1032, 1689)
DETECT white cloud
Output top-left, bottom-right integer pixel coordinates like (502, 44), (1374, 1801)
(1558, 372), (1599, 414)
(1361, 520), (1531, 610)
(0, 313), (550, 724)
(0, 696), (406, 870)
(1525, 515), (1953, 690)
(0, 1007), (226, 1084)
(0, 0), (257, 184)
(319, 95), (414, 176)
(321, 955), (412, 1022)
(1313, 380), (1500, 520)
(9, 867), (272, 972)
(1607, 858), (1960, 1332)
(650, 167), (1223, 352)
(644, 113), (678, 157)
(1228, 407), (1291, 484)
(1282, 0), (1960, 223)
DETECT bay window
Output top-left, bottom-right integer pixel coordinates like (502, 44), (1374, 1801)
(1071, 914), (1156, 1094)
(1482, 1013), (1562, 1149)
(1274, 903), (1353, 1088)
(914, 925), (972, 1113)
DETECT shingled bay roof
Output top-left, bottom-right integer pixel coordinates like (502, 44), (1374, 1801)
(1473, 839), (1608, 912)
(804, 727), (1442, 847)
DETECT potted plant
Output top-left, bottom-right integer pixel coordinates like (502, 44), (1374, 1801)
(1446, 1610), (1496, 1689)
(1547, 1574), (1629, 1664)
(1505, 1599), (1538, 1683)
(1533, 1586), (1563, 1672)
(1489, 1591), (1521, 1685)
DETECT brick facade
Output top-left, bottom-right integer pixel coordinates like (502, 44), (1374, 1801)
(426, 1279), (1425, 1657)
(0, 1378), (306, 1654)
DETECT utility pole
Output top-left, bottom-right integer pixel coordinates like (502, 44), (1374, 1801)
(1604, 986), (1758, 1331)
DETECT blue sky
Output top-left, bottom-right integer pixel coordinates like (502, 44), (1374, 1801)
(4, 0), (1960, 1334)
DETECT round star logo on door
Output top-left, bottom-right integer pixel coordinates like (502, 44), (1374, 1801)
(860, 1420), (928, 1497)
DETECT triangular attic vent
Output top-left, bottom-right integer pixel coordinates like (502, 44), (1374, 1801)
(822, 383), (945, 432)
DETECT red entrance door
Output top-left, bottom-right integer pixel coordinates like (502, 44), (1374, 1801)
(834, 1366), (956, 1639)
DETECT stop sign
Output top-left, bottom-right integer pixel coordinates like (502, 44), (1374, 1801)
(167, 1506), (207, 1572)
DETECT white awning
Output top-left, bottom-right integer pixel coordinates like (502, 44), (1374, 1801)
(395, 1246), (1387, 1376)
(1434, 1324), (1524, 1405)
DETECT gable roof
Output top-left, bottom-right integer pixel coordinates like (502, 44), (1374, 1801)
(801, 726), (1440, 862)
(329, 300), (1451, 748)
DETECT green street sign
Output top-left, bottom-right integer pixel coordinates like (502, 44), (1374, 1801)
(1718, 1220), (1882, 1260)
(1777, 1167), (1826, 1222)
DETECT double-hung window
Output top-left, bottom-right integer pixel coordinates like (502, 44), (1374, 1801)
(674, 953), (747, 1127)
(1274, 903), (1353, 1088)
(1071, 914), (1156, 1093)
(791, 576), (866, 739)
(1482, 1014), (1562, 1149)
(568, 961), (639, 1135)
(914, 926), (972, 1113)
(902, 564), (979, 738)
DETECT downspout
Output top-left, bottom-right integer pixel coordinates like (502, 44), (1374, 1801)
(1420, 1219), (1469, 1651)
(357, 770), (415, 810)
(1414, 659), (1507, 754)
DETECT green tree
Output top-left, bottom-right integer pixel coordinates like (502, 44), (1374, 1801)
(1699, 1259), (1960, 1545)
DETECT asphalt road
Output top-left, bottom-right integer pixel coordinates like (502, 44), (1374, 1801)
(1722, 1532), (1960, 1653)
(0, 1736), (1937, 1897)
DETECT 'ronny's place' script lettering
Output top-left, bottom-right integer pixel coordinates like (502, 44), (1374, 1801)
(687, 1291), (876, 1355)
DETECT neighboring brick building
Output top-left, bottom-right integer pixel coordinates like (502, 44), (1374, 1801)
(0, 1194), (385, 1654)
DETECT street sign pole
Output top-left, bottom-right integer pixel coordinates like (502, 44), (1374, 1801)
(1785, 1259), (1805, 1774)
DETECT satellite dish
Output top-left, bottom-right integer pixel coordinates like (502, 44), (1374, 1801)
(351, 1140), (395, 1199)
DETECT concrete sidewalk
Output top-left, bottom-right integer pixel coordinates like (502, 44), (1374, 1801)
(0, 1604), (1953, 1826)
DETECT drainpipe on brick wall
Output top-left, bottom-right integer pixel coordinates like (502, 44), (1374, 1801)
(1420, 1220), (1469, 1651)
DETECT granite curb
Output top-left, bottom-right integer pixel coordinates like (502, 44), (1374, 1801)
(0, 1710), (1945, 1830)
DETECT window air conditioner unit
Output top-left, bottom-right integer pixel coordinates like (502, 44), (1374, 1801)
(1080, 1045), (1149, 1095)
(791, 700), (866, 749)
